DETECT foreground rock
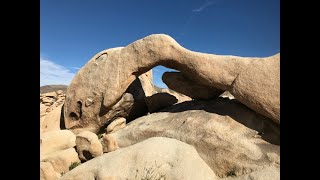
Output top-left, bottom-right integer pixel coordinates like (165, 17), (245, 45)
(224, 165), (280, 180)
(61, 137), (218, 180)
(40, 162), (60, 180)
(100, 134), (119, 153)
(40, 130), (76, 160)
(75, 131), (103, 161)
(41, 148), (80, 175)
(64, 34), (279, 133)
(103, 98), (280, 177)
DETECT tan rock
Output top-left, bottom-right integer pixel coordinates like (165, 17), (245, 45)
(40, 130), (76, 160)
(75, 131), (103, 161)
(100, 134), (119, 153)
(64, 34), (280, 134)
(44, 102), (52, 106)
(64, 92), (133, 133)
(106, 117), (126, 134)
(43, 92), (57, 97)
(61, 137), (218, 180)
(56, 90), (63, 95)
(40, 104), (63, 133)
(42, 148), (80, 174)
(163, 71), (224, 99)
(40, 162), (60, 180)
(107, 98), (280, 177)
(231, 54), (280, 123)
(40, 103), (48, 114)
(46, 107), (54, 113)
(224, 164), (280, 180)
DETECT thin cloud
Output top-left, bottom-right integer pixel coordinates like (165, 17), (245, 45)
(192, 0), (214, 12)
(40, 58), (76, 86)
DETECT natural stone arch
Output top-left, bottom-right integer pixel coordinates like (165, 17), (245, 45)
(64, 34), (279, 133)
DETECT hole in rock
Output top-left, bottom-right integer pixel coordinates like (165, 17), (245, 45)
(69, 112), (79, 120)
(125, 66), (179, 123)
(152, 66), (178, 89)
(82, 150), (94, 161)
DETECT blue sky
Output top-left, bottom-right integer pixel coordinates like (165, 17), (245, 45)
(40, 0), (279, 87)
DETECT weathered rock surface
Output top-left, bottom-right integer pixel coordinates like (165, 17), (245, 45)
(40, 162), (60, 180)
(106, 117), (126, 134)
(41, 148), (80, 175)
(40, 130), (76, 160)
(100, 134), (119, 153)
(104, 98), (280, 177)
(61, 137), (218, 180)
(230, 54), (280, 123)
(224, 164), (280, 180)
(75, 131), (103, 161)
(163, 71), (224, 99)
(40, 104), (63, 133)
(64, 34), (279, 133)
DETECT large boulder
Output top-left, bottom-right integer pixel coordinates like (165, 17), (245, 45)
(103, 98), (280, 178)
(40, 162), (60, 180)
(61, 137), (218, 180)
(40, 130), (76, 160)
(40, 104), (63, 133)
(64, 34), (279, 133)
(41, 148), (81, 175)
(75, 131), (103, 161)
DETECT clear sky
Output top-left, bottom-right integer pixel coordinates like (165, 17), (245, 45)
(40, 0), (280, 87)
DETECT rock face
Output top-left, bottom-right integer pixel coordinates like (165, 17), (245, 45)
(40, 104), (63, 133)
(105, 117), (126, 134)
(224, 165), (280, 180)
(100, 134), (119, 153)
(64, 34), (279, 134)
(163, 71), (224, 100)
(103, 98), (280, 177)
(41, 148), (80, 175)
(61, 137), (218, 180)
(40, 162), (60, 180)
(40, 130), (76, 160)
(75, 131), (103, 161)
(230, 54), (280, 123)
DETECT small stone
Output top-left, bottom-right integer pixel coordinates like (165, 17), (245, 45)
(85, 98), (94, 107)
(56, 90), (63, 95)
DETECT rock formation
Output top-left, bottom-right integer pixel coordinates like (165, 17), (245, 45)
(64, 34), (279, 133)
(61, 137), (218, 180)
(40, 34), (280, 180)
(100, 98), (280, 177)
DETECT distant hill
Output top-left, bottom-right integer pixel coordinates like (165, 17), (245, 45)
(40, 85), (68, 94)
